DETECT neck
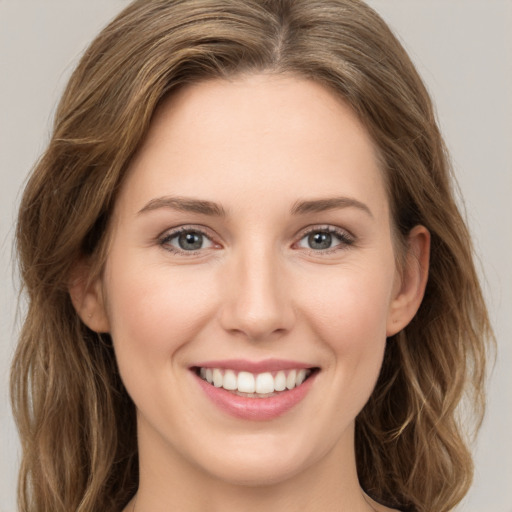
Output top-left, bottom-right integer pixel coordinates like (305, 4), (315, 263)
(128, 420), (380, 512)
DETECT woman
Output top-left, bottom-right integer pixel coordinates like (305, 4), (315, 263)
(11, 1), (493, 511)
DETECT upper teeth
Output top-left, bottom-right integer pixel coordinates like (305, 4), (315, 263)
(199, 368), (311, 394)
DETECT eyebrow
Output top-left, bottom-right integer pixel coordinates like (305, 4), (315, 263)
(138, 196), (226, 217)
(290, 197), (373, 218)
(137, 195), (372, 218)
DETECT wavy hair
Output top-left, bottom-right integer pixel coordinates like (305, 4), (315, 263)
(11, 1), (493, 511)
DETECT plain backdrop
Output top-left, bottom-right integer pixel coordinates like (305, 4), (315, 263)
(1, 1), (511, 511)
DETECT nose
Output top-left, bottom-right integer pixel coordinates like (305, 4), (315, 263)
(218, 245), (295, 342)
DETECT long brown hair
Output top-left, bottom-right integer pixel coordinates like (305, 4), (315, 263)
(11, 1), (493, 510)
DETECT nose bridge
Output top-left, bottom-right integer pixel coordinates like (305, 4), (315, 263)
(220, 238), (294, 340)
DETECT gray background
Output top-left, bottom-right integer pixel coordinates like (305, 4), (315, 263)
(1, 1), (510, 511)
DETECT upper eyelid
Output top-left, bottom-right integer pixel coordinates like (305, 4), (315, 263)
(295, 224), (354, 240)
(158, 223), (351, 236)
(159, 224), (216, 240)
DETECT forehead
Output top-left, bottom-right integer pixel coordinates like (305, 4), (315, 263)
(118, 74), (389, 220)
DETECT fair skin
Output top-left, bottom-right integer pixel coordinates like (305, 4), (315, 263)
(72, 74), (429, 512)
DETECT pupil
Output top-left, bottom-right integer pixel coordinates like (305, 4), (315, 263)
(178, 232), (202, 250)
(309, 232), (331, 250)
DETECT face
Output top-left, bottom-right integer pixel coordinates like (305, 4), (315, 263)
(79, 74), (427, 488)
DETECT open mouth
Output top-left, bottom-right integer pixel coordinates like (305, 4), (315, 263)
(193, 366), (320, 398)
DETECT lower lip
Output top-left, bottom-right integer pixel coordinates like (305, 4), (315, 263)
(194, 371), (318, 421)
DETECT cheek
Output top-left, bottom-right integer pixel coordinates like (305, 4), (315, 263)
(300, 266), (394, 351)
(285, 261), (395, 436)
(296, 259), (395, 399)
(104, 259), (218, 373)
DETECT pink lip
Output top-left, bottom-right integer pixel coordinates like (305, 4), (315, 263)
(192, 358), (314, 373)
(192, 367), (318, 421)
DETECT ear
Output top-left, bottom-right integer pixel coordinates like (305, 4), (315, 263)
(68, 261), (110, 333)
(386, 225), (430, 337)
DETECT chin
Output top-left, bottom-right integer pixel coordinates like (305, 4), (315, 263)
(204, 456), (310, 488)
(191, 431), (328, 488)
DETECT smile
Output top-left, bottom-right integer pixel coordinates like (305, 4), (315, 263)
(196, 367), (314, 397)
(191, 360), (319, 421)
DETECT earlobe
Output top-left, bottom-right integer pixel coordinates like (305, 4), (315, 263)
(68, 262), (110, 333)
(386, 225), (430, 337)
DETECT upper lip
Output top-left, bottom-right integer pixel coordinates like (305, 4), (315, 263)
(191, 358), (317, 374)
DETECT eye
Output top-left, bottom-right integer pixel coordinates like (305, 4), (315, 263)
(296, 227), (354, 252)
(160, 228), (215, 253)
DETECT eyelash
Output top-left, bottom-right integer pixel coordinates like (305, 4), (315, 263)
(158, 226), (215, 255)
(295, 225), (355, 255)
(158, 225), (355, 256)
